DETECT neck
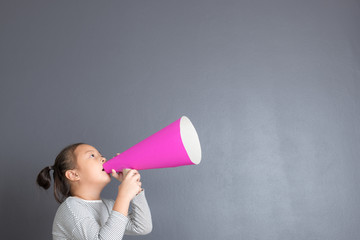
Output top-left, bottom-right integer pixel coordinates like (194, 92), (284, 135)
(70, 183), (105, 201)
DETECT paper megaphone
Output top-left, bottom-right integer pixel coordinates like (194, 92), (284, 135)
(102, 116), (202, 173)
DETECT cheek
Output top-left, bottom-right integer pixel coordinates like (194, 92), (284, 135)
(80, 163), (98, 178)
(79, 161), (108, 182)
(89, 164), (108, 180)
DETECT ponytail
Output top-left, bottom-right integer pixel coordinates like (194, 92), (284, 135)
(36, 142), (85, 203)
(36, 166), (53, 190)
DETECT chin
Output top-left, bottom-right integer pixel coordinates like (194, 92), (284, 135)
(104, 174), (112, 183)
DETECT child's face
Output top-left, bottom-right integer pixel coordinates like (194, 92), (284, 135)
(73, 144), (111, 185)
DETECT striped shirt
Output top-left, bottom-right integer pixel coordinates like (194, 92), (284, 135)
(52, 190), (152, 240)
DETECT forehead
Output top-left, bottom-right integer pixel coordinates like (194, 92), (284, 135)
(75, 144), (100, 155)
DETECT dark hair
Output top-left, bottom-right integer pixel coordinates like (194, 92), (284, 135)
(36, 142), (85, 203)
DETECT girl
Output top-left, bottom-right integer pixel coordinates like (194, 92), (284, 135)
(36, 142), (152, 240)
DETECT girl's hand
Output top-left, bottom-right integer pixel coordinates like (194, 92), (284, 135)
(111, 169), (125, 182)
(117, 169), (143, 201)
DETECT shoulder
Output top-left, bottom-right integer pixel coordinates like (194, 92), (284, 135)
(53, 197), (105, 233)
(52, 197), (88, 237)
(54, 197), (93, 221)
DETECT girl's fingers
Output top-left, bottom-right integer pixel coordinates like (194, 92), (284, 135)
(126, 169), (138, 178)
(112, 169), (125, 182)
(124, 169), (141, 182)
(131, 171), (141, 181)
(129, 169), (138, 175)
(112, 169), (119, 177)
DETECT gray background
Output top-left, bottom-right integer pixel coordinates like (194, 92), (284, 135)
(1, 0), (360, 239)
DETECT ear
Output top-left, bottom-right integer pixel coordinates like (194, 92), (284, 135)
(65, 169), (80, 182)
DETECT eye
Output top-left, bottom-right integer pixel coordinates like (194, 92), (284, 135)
(90, 154), (95, 158)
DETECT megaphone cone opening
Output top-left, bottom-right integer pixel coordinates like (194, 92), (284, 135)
(180, 116), (202, 165)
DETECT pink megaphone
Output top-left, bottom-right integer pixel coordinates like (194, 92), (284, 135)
(102, 116), (202, 173)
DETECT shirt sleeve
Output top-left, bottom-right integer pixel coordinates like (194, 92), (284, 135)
(124, 189), (153, 235)
(71, 208), (130, 240)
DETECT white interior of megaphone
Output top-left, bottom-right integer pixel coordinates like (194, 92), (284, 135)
(180, 116), (202, 164)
